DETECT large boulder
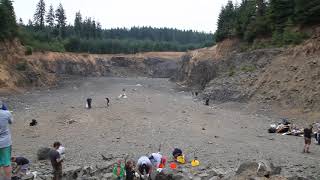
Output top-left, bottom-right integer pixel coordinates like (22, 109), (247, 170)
(37, 147), (51, 160)
(235, 161), (281, 178)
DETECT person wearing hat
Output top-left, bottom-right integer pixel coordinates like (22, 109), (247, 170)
(0, 101), (13, 180)
(136, 156), (152, 180)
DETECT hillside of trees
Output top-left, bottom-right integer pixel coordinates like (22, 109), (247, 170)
(1, 0), (214, 54)
(216, 0), (320, 47)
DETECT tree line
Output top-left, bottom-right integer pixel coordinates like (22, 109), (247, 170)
(215, 0), (320, 46)
(1, 0), (214, 54)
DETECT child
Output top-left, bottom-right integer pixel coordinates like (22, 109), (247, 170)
(125, 160), (136, 180)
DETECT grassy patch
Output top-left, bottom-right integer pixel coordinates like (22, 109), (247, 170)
(241, 65), (256, 73)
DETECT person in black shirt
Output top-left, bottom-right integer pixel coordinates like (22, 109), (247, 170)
(49, 142), (63, 180)
(86, 98), (92, 109)
(303, 125), (313, 153)
(11, 156), (29, 177)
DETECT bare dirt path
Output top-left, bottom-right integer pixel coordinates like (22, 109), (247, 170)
(4, 77), (319, 178)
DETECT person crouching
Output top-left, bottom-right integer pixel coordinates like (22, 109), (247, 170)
(11, 156), (30, 178)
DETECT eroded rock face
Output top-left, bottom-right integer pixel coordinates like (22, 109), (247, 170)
(27, 53), (181, 79)
(174, 48), (283, 102)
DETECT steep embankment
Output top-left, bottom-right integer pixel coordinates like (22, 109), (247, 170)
(0, 41), (183, 92)
(174, 27), (320, 117)
(26, 51), (182, 78)
(0, 40), (56, 92)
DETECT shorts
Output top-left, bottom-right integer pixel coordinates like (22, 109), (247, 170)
(0, 146), (11, 166)
(305, 138), (311, 145)
(53, 165), (63, 180)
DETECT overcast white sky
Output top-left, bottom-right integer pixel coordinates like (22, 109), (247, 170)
(13, 0), (234, 33)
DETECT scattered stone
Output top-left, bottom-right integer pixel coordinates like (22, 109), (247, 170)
(202, 127), (206, 130)
(68, 120), (77, 124)
(29, 119), (38, 126)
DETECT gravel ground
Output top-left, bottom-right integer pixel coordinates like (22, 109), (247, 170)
(3, 77), (319, 178)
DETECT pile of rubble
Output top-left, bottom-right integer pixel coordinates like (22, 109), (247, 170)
(20, 159), (315, 180)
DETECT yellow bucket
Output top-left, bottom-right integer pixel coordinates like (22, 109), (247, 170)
(176, 155), (185, 164)
(191, 160), (200, 167)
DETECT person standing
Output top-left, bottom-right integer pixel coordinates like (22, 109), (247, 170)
(0, 101), (13, 180)
(86, 98), (92, 109)
(49, 142), (63, 180)
(303, 125), (313, 153)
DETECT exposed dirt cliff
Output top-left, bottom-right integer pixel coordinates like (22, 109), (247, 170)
(174, 27), (320, 118)
(0, 41), (182, 92)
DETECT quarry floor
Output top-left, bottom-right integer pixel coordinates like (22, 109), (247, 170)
(4, 77), (320, 178)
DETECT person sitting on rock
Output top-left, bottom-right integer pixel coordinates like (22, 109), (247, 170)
(137, 156), (152, 180)
(303, 125), (313, 153)
(11, 156), (30, 178)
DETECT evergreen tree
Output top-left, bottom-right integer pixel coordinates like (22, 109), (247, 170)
(27, 19), (33, 26)
(294, 0), (320, 25)
(215, 0), (237, 42)
(46, 5), (55, 28)
(33, 0), (46, 29)
(268, 0), (295, 32)
(74, 11), (82, 37)
(55, 3), (66, 37)
(0, 0), (18, 40)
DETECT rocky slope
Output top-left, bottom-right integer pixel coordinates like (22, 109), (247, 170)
(173, 27), (320, 118)
(0, 41), (182, 92)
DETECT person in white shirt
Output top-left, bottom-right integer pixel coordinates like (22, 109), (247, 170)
(148, 152), (162, 168)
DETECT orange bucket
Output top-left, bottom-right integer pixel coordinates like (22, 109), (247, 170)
(170, 162), (177, 169)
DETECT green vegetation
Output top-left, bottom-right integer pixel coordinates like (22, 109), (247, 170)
(0, 0), (18, 40)
(25, 46), (33, 55)
(228, 68), (236, 77)
(215, 0), (319, 46)
(240, 65), (256, 73)
(15, 0), (214, 53)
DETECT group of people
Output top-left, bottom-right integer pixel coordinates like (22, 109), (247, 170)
(112, 148), (185, 180)
(0, 100), (66, 180)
